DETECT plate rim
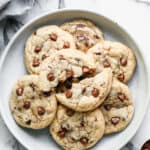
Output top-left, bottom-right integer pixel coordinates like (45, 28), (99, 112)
(0, 8), (150, 150)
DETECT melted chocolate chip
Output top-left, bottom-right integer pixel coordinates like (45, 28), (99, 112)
(50, 33), (57, 41)
(16, 87), (24, 96)
(32, 58), (40, 67)
(65, 90), (72, 98)
(42, 54), (47, 60)
(58, 128), (67, 138)
(111, 117), (120, 125)
(23, 101), (31, 109)
(117, 92), (126, 101)
(63, 42), (70, 48)
(117, 73), (125, 82)
(37, 106), (45, 116)
(26, 119), (31, 125)
(47, 73), (55, 81)
(103, 59), (111, 68)
(104, 104), (112, 111)
(66, 109), (75, 117)
(34, 46), (42, 53)
(120, 57), (127, 66)
(82, 66), (90, 74)
(80, 137), (88, 145)
(92, 88), (99, 97)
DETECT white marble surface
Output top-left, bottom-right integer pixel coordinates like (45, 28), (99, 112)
(0, 0), (150, 149)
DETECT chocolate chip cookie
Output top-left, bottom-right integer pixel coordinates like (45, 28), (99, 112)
(88, 41), (136, 83)
(38, 49), (96, 91)
(100, 79), (134, 134)
(50, 105), (105, 150)
(61, 20), (104, 52)
(10, 75), (57, 129)
(56, 69), (112, 112)
(25, 25), (75, 74)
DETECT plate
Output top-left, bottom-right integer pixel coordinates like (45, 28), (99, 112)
(0, 9), (149, 150)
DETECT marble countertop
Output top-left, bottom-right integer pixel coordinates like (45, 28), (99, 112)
(0, 0), (150, 149)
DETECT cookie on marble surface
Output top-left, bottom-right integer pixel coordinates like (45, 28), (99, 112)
(10, 75), (57, 129)
(61, 19), (104, 52)
(88, 41), (136, 83)
(38, 49), (96, 92)
(50, 105), (105, 150)
(100, 79), (134, 134)
(56, 69), (112, 112)
(25, 25), (75, 74)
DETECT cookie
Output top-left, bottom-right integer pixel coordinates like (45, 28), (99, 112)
(61, 20), (104, 52)
(50, 105), (105, 150)
(25, 25), (75, 74)
(9, 75), (57, 129)
(56, 69), (112, 112)
(100, 79), (134, 134)
(88, 41), (136, 83)
(38, 49), (96, 91)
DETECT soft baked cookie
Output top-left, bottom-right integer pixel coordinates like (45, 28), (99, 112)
(88, 41), (136, 83)
(25, 25), (75, 74)
(56, 69), (112, 112)
(10, 75), (57, 129)
(100, 79), (134, 134)
(50, 105), (105, 150)
(38, 49), (96, 91)
(61, 20), (104, 52)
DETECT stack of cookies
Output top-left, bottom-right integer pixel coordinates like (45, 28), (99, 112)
(9, 20), (136, 150)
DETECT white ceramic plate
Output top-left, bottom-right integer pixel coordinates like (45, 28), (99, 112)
(0, 9), (149, 150)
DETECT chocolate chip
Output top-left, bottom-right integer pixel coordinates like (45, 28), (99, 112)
(141, 140), (150, 150)
(111, 117), (120, 125)
(33, 31), (36, 35)
(82, 66), (90, 74)
(16, 87), (24, 96)
(94, 52), (101, 55)
(65, 90), (72, 98)
(29, 83), (36, 91)
(66, 70), (73, 78)
(42, 91), (51, 97)
(42, 54), (47, 60)
(117, 73), (125, 82)
(47, 73), (55, 81)
(76, 24), (86, 28)
(37, 106), (45, 116)
(80, 137), (88, 145)
(120, 57), (127, 66)
(92, 88), (99, 97)
(117, 92), (126, 101)
(25, 119), (31, 125)
(63, 42), (70, 48)
(94, 34), (100, 39)
(66, 109), (75, 117)
(32, 58), (40, 67)
(103, 59), (111, 68)
(23, 101), (31, 109)
(34, 46), (42, 53)
(50, 33), (57, 41)
(104, 104), (112, 111)
(58, 128), (67, 138)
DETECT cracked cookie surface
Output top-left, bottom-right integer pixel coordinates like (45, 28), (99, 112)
(100, 79), (134, 134)
(61, 20), (104, 52)
(88, 41), (136, 83)
(25, 25), (75, 74)
(38, 49), (96, 92)
(56, 69), (112, 112)
(50, 105), (105, 150)
(10, 75), (57, 129)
